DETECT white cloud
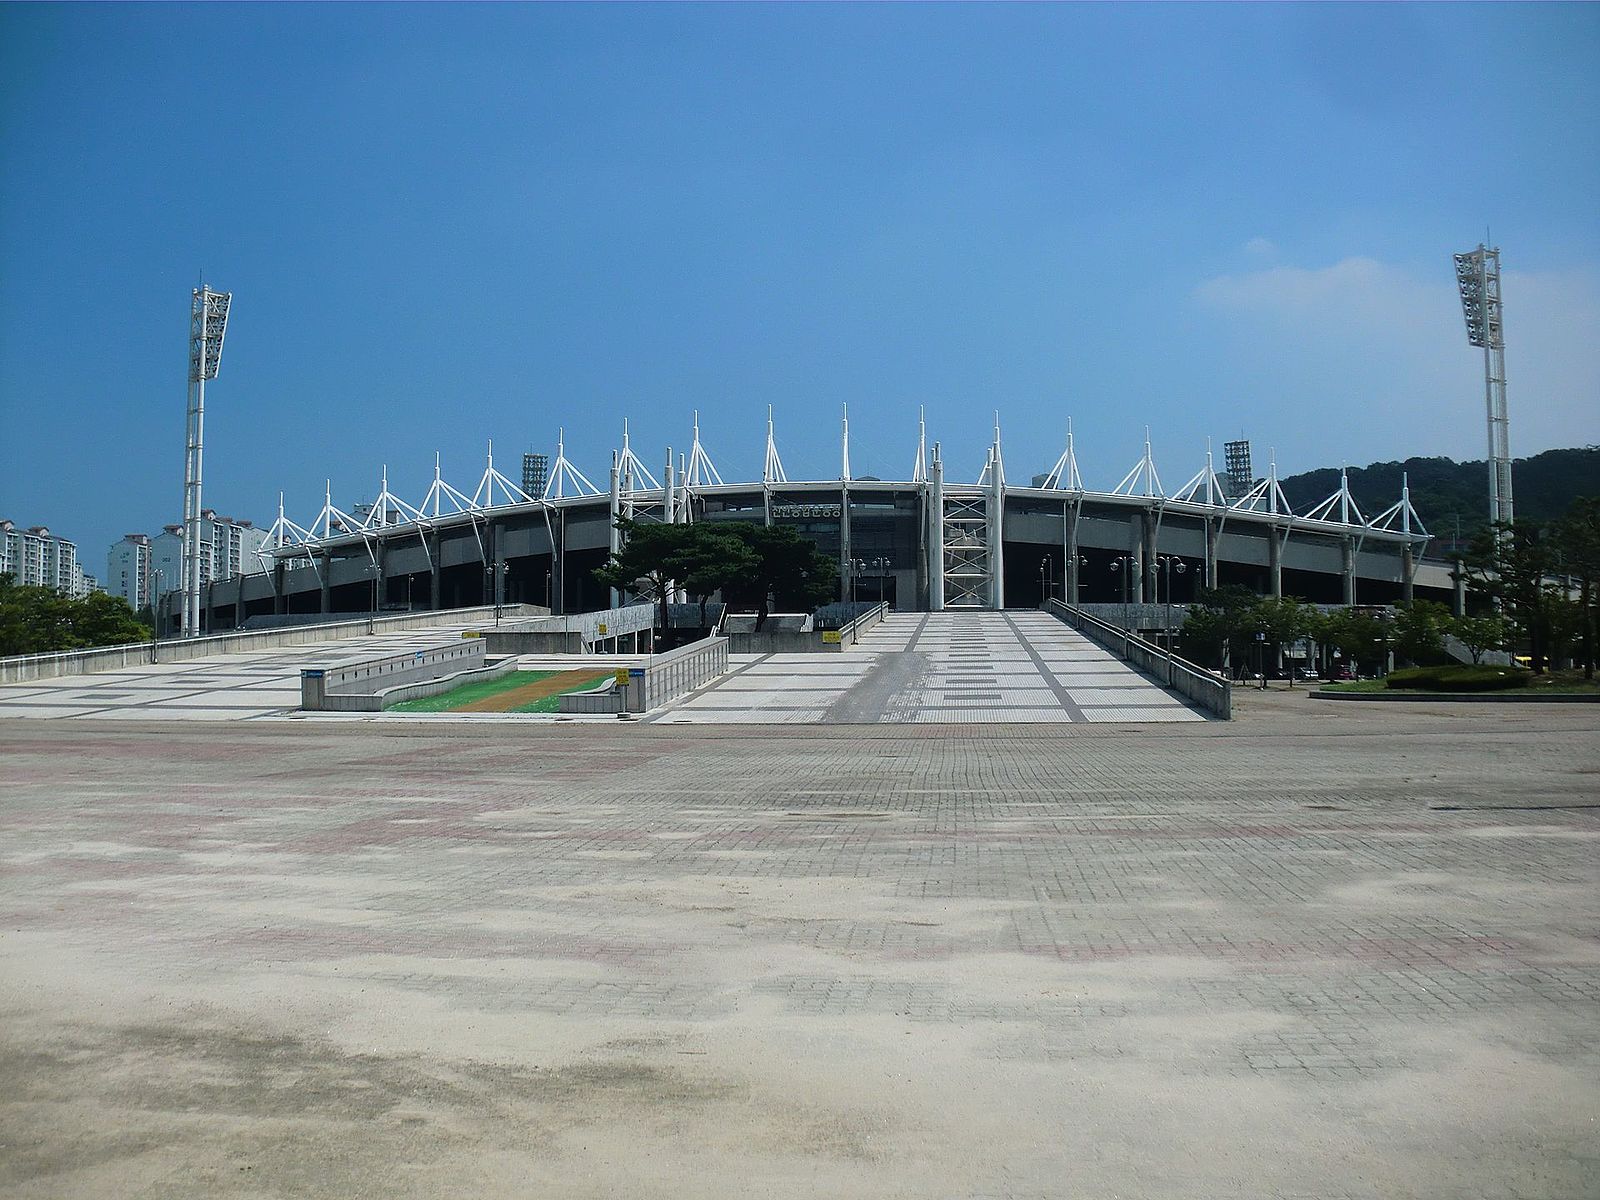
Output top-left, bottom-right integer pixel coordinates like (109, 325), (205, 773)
(1192, 256), (1600, 466)
(1242, 236), (1277, 260)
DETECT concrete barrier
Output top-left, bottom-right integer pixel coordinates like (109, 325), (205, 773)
(301, 641), (509, 712)
(1046, 599), (1231, 720)
(725, 603), (887, 653)
(0, 604), (545, 685)
(557, 635), (729, 714)
(478, 604), (655, 655)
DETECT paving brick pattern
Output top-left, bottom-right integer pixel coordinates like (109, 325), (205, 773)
(659, 610), (1205, 724)
(0, 709), (1596, 1198)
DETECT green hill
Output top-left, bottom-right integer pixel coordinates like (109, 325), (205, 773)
(1279, 446), (1600, 552)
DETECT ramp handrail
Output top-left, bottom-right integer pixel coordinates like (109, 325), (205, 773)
(1045, 599), (1231, 719)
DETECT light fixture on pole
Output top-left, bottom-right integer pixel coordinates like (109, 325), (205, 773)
(1155, 555), (1187, 683)
(1453, 244), (1512, 529)
(1109, 555), (1136, 637)
(182, 283), (232, 638)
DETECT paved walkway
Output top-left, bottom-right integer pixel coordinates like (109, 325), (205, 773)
(1, 708), (1595, 1199)
(656, 610), (1206, 724)
(0, 626), (491, 720)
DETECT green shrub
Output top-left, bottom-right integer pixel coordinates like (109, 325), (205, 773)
(1385, 665), (1532, 692)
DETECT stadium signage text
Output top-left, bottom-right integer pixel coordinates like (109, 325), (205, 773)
(772, 503), (842, 519)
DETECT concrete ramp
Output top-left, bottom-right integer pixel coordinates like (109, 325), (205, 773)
(653, 611), (1207, 724)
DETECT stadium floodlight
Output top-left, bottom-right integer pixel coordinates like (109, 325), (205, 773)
(182, 284), (231, 637)
(1453, 244), (1512, 529)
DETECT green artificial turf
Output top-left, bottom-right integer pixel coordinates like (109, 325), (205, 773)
(387, 670), (559, 712)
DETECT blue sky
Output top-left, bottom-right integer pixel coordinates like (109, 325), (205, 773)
(2, 3), (1597, 566)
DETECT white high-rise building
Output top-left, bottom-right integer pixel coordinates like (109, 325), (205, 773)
(106, 533), (155, 610)
(1, 520), (97, 597)
(134, 512), (269, 609)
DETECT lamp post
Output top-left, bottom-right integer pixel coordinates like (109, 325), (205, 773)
(870, 556), (889, 606)
(182, 284), (231, 638)
(367, 560), (379, 635)
(545, 569), (553, 612)
(1109, 555), (1135, 632)
(150, 568), (164, 663)
(848, 557), (865, 604)
(1155, 555), (1188, 682)
(488, 558), (507, 625)
(1038, 554), (1054, 608)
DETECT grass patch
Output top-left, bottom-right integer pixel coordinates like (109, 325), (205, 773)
(1387, 664), (1531, 692)
(388, 670), (559, 712)
(1321, 668), (1600, 696)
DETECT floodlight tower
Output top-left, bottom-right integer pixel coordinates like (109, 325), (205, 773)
(1453, 244), (1512, 528)
(182, 283), (232, 637)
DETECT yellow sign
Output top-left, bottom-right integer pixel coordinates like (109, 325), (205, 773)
(461, 630), (481, 639)
(598, 623), (608, 635)
(821, 630), (842, 644)
(614, 669), (630, 685)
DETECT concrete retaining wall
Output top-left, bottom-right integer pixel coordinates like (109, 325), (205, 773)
(0, 604), (544, 685)
(726, 603), (887, 653)
(302, 642), (491, 712)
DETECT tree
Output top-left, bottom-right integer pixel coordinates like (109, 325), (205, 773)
(0, 574), (148, 657)
(593, 518), (688, 634)
(1178, 605), (1231, 670)
(1463, 519), (1562, 674)
(1554, 496), (1600, 679)
(1450, 613), (1509, 665)
(69, 591), (150, 649)
(1314, 607), (1393, 676)
(674, 526), (758, 629)
(722, 524), (838, 630)
(1392, 599), (1452, 666)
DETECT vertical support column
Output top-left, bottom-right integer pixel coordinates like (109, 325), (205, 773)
(1064, 499), (1080, 608)
(1452, 559), (1467, 616)
(608, 454), (621, 610)
(1401, 543), (1415, 603)
(989, 457), (1005, 610)
(1341, 536), (1357, 605)
(1269, 527), (1283, 598)
(840, 483), (852, 603)
(1142, 512), (1158, 608)
(273, 562), (287, 615)
(318, 553), (332, 614)
(428, 533), (441, 611)
(1204, 517), (1219, 589)
(1131, 513), (1147, 605)
(554, 510), (566, 616)
(928, 450), (945, 611)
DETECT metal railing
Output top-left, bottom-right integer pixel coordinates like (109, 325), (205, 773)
(1046, 599), (1231, 719)
(558, 634), (730, 715)
(627, 635), (729, 711)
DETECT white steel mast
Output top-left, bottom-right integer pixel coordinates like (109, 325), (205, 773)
(1453, 244), (1512, 528)
(182, 283), (231, 637)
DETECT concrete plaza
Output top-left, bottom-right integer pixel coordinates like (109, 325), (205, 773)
(1, 698), (1597, 1199)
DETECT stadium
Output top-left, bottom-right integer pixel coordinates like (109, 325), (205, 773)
(178, 411), (1456, 631)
